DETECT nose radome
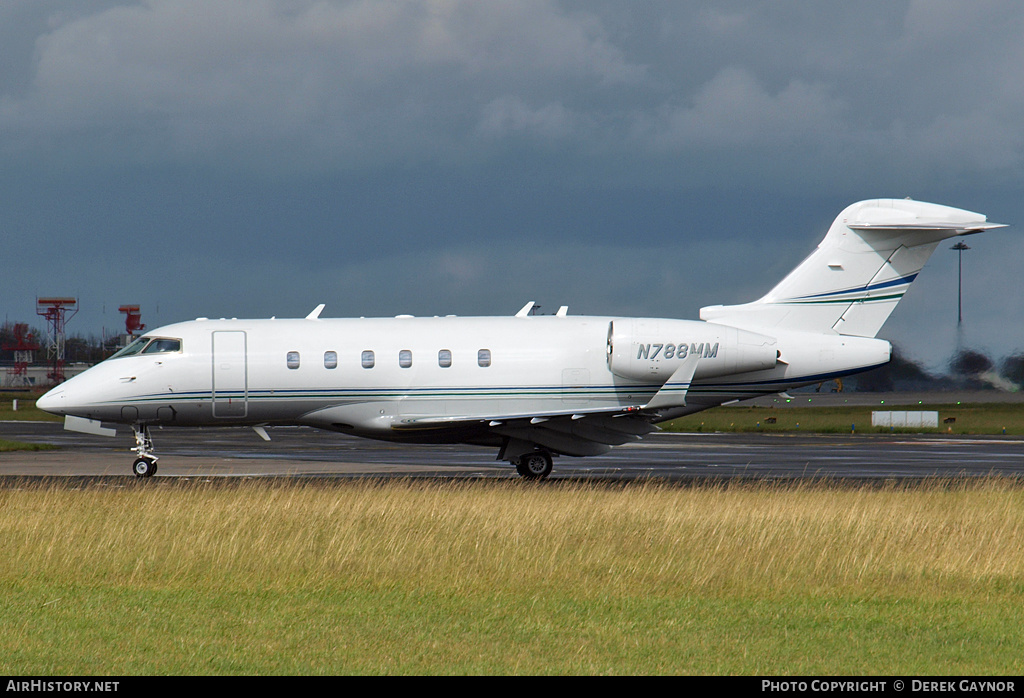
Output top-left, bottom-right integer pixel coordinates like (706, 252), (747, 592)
(36, 387), (65, 415)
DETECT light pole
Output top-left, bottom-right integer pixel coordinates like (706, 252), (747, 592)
(951, 241), (970, 326)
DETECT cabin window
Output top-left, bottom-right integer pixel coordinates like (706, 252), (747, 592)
(438, 349), (452, 368)
(478, 349), (491, 367)
(286, 351), (300, 369)
(324, 351), (338, 369)
(361, 350), (375, 369)
(399, 349), (413, 368)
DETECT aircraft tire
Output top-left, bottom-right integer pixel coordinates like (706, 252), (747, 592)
(515, 451), (553, 479)
(132, 458), (157, 478)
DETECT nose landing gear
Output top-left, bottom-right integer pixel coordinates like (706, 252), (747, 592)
(131, 424), (158, 477)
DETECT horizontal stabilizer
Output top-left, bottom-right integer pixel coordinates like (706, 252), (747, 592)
(847, 221), (1005, 235)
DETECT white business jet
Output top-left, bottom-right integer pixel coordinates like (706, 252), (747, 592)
(37, 199), (1004, 478)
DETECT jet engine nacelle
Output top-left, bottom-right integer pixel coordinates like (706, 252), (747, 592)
(607, 319), (778, 381)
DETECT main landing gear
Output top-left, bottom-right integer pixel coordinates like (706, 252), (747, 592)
(513, 450), (553, 479)
(131, 423), (158, 478)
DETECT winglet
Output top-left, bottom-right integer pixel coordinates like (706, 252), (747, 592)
(643, 352), (701, 411)
(306, 304), (326, 320)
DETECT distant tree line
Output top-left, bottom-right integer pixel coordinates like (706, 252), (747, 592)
(0, 322), (121, 366)
(846, 345), (1024, 392)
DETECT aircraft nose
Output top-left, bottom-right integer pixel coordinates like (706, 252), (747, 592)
(36, 386), (66, 415)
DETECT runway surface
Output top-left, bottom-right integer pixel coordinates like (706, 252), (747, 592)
(3, 421), (1024, 483)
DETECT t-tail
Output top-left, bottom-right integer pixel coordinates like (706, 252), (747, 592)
(700, 199), (1005, 337)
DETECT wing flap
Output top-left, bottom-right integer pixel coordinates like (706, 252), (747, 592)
(392, 406), (657, 457)
(391, 404), (646, 431)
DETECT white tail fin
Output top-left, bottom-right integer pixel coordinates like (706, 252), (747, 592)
(700, 199), (1005, 337)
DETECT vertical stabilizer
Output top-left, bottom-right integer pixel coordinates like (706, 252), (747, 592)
(700, 199), (1004, 337)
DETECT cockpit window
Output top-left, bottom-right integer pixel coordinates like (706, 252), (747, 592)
(142, 338), (182, 354)
(107, 337), (149, 360)
(107, 336), (182, 360)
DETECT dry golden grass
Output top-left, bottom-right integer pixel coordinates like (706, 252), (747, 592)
(2, 478), (1023, 600)
(3, 478), (1024, 674)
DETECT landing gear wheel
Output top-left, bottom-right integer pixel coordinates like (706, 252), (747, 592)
(132, 457), (157, 478)
(130, 423), (158, 477)
(515, 451), (553, 479)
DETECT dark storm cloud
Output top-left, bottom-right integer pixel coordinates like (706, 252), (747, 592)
(0, 1), (1021, 369)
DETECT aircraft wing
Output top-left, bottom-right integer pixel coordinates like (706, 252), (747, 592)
(390, 363), (701, 458)
(391, 405), (659, 458)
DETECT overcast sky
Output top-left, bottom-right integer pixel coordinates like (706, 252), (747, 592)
(2, 0), (1022, 371)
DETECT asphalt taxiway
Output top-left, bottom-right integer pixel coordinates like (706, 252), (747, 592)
(2, 421), (1024, 483)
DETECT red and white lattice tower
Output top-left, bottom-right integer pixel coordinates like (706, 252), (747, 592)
(2, 324), (40, 388)
(36, 297), (78, 384)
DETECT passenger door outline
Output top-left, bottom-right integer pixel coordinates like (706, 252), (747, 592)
(212, 331), (248, 418)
